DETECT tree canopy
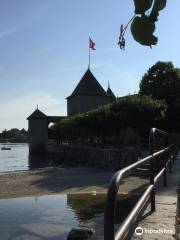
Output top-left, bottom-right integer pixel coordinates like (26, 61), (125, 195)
(139, 61), (180, 105)
(139, 61), (180, 131)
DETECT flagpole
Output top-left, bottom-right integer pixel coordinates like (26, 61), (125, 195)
(88, 37), (90, 69)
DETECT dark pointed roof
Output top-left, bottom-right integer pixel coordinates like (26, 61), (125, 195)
(67, 69), (108, 99)
(107, 87), (116, 98)
(27, 109), (47, 120)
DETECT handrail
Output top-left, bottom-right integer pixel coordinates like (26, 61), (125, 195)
(149, 127), (169, 155)
(104, 128), (177, 240)
(149, 128), (169, 211)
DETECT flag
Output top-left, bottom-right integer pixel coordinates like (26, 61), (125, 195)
(89, 38), (96, 50)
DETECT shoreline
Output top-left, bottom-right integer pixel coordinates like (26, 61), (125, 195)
(0, 167), (148, 199)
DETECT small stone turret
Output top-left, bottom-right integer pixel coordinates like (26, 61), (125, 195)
(27, 108), (48, 153)
(106, 81), (116, 100)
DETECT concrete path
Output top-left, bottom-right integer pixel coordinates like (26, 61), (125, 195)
(131, 152), (180, 240)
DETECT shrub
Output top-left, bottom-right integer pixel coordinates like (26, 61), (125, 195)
(51, 95), (166, 144)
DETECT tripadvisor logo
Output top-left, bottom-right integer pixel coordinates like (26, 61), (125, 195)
(135, 227), (143, 236)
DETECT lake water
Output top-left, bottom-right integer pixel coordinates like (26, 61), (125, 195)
(0, 143), (29, 173)
(0, 143), (63, 173)
(0, 193), (139, 240)
(0, 145), (141, 239)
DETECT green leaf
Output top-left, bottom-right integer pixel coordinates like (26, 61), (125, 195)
(131, 16), (158, 46)
(149, 11), (159, 22)
(134, 0), (153, 14)
(152, 0), (167, 12)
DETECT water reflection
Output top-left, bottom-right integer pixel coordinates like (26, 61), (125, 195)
(0, 194), (76, 240)
(0, 193), (139, 240)
(67, 193), (139, 224)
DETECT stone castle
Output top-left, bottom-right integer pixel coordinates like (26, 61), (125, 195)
(67, 68), (115, 115)
(27, 68), (115, 153)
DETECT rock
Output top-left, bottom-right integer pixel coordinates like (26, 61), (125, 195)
(67, 227), (94, 239)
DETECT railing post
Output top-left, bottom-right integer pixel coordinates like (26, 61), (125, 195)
(150, 159), (155, 211)
(162, 146), (167, 187)
(104, 173), (119, 240)
(169, 159), (172, 173)
(173, 154), (175, 164)
(163, 167), (167, 187)
(165, 134), (169, 148)
(173, 148), (177, 164)
(149, 128), (156, 212)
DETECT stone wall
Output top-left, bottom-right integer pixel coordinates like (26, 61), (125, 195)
(67, 95), (112, 116)
(46, 143), (139, 171)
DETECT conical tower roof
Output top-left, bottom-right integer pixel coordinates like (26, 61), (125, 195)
(67, 69), (108, 99)
(106, 80), (116, 98)
(27, 109), (47, 120)
(107, 87), (116, 98)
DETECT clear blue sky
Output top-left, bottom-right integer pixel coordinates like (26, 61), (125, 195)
(0, 0), (180, 131)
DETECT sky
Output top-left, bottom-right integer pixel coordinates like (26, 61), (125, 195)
(0, 0), (180, 132)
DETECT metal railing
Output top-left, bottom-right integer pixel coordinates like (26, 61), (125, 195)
(104, 128), (178, 240)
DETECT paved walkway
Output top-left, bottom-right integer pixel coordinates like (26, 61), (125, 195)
(131, 152), (180, 240)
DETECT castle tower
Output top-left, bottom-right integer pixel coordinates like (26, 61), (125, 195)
(106, 81), (116, 99)
(27, 108), (48, 153)
(66, 69), (115, 116)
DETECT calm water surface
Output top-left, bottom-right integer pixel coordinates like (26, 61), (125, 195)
(0, 144), (140, 239)
(0, 143), (29, 173)
(0, 193), (138, 240)
(0, 143), (62, 173)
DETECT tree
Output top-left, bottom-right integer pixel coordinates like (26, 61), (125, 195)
(118, 0), (167, 49)
(139, 61), (180, 132)
(139, 61), (180, 105)
(20, 128), (27, 135)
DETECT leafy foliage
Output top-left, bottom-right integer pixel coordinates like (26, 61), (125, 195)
(152, 0), (167, 12)
(118, 0), (167, 48)
(134, 0), (153, 14)
(51, 95), (166, 144)
(139, 61), (180, 104)
(139, 61), (180, 131)
(131, 16), (157, 46)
